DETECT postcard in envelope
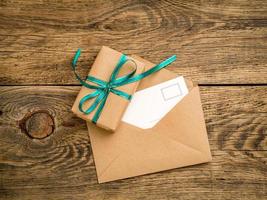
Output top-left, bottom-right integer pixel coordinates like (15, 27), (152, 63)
(87, 56), (212, 183)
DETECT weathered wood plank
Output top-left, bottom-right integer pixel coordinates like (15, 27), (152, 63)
(0, 86), (266, 200)
(0, 0), (267, 85)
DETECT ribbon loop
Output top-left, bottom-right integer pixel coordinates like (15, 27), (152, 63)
(72, 49), (176, 124)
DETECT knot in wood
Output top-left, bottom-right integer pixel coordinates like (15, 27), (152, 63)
(20, 111), (54, 139)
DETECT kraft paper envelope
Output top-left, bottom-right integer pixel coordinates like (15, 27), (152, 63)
(87, 56), (212, 183)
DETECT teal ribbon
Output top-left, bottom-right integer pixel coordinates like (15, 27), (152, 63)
(72, 48), (176, 124)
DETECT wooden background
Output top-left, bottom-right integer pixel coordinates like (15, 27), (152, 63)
(0, 0), (266, 199)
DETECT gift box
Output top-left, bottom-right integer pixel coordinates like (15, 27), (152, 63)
(72, 46), (145, 131)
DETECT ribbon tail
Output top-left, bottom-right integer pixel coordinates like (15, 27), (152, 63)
(72, 48), (81, 68)
(72, 49), (99, 90)
(116, 55), (177, 86)
(92, 93), (109, 123)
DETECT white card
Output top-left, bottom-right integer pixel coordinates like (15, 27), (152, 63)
(122, 76), (188, 129)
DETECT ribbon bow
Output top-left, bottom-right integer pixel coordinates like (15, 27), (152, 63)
(72, 48), (176, 123)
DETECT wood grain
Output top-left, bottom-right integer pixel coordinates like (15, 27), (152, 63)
(0, 0), (267, 85)
(0, 86), (266, 200)
(1, 0), (266, 199)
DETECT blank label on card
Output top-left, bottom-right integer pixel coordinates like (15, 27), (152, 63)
(122, 76), (188, 129)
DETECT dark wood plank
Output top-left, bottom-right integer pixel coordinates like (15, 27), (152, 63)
(0, 86), (266, 200)
(0, 0), (267, 85)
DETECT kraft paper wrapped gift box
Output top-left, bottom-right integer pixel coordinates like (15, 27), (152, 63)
(72, 46), (145, 131)
(87, 56), (212, 183)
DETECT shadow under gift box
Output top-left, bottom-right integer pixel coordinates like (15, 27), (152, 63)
(87, 56), (212, 183)
(72, 46), (145, 131)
